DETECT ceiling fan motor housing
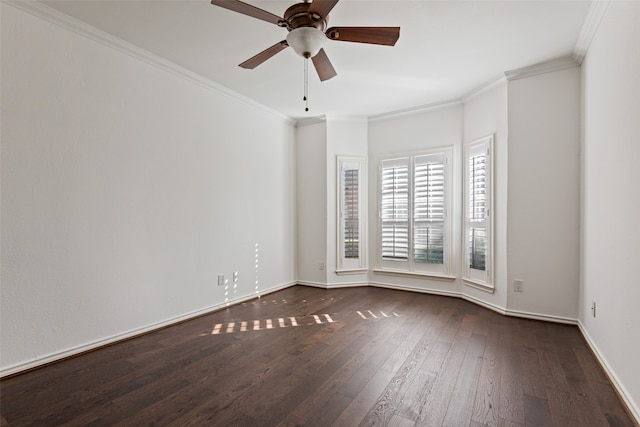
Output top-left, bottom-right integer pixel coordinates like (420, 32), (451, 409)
(281, 2), (327, 32)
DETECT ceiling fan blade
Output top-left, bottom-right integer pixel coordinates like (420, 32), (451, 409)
(311, 48), (337, 81)
(210, 0), (283, 25)
(239, 40), (289, 69)
(308, 0), (340, 19)
(326, 26), (400, 46)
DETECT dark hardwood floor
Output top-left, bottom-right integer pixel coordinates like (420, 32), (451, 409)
(1, 285), (635, 426)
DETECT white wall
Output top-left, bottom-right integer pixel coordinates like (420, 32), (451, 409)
(295, 121), (327, 286)
(368, 105), (464, 295)
(296, 117), (369, 288)
(0, 4), (296, 375)
(462, 80), (509, 311)
(580, 0), (640, 419)
(506, 68), (581, 321)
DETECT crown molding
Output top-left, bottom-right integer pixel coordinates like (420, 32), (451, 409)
(573, 0), (611, 64)
(325, 115), (369, 124)
(368, 99), (463, 123)
(462, 74), (508, 103)
(4, 0), (296, 126)
(504, 56), (580, 81)
(295, 115), (327, 128)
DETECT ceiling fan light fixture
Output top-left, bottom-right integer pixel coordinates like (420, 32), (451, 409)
(286, 27), (326, 58)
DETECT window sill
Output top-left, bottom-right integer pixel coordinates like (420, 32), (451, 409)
(335, 268), (368, 276)
(372, 269), (456, 282)
(462, 278), (495, 294)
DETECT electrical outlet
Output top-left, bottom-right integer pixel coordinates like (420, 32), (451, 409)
(514, 279), (524, 292)
(218, 275), (225, 286)
(591, 300), (596, 317)
(319, 261), (325, 271)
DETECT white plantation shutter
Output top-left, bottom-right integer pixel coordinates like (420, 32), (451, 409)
(378, 148), (452, 275)
(413, 155), (445, 264)
(338, 157), (367, 271)
(468, 153), (487, 270)
(343, 168), (359, 259)
(464, 136), (493, 288)
(380, 159), (409, 260)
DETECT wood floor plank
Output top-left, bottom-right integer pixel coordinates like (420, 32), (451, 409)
(361, 306), (457, 425)
(332, 367), (397, 426)
(573, 344), (636, 427)
(518, 321), (548, 400)
(442, 332), (488, 426)
(277, 302), (410, 425)
(413, 313), (478, 426)
(523, 394), (554, 427)
(470, 314), (504, 427)
(498, 319), (526, 425)
(1, 286), (635, 427)
(394, 306), (460, 421)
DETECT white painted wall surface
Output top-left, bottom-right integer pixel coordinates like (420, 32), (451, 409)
(506, 68), (581, 321)
(368, 106), (463, 295)
(326, 118), (369, 286)
(462, 80), (509, 311)
(295, 121), (327, 286)
(0, 5), (296, 374)
(580, 0), (640, 419)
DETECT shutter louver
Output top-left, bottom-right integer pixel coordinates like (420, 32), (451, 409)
(344, 168), (359, 259)
(413, 158), (445, 264)
(468, 154), (487, 270)
(381, 161), (409, 260)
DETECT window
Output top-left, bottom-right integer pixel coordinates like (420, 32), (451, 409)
(377, 147), (453, 276)
(337, 157), (367, 272)
(463, 136), (493, 290)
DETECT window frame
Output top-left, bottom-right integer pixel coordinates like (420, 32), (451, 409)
(375, 147), (454, 279)
(336, 156), (368, 274)
(463, 135), (494, 291)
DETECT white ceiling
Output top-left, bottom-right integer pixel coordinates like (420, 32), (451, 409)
(39, 0), (592, 120)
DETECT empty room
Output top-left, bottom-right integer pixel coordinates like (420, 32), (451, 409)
(1, 0), (638, 426)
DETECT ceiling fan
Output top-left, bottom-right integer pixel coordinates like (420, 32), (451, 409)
(210, 0), (400, 82)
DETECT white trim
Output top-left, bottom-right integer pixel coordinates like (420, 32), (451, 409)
(335, 268), (369, 275)
(325, 116), (369, 124)
(369, 281), (461, 299)
(0, 280), (296, 378)
(296, 280), (329, 288)
(573, 0), (611, 64)
(4, 0), (295, 126)
(504, 56), (580, 81)
(372, 269), (455, 282)
(505, 309), (577, 325)
(460, 292), (507, 315)
(462, 278), (495, 294)
(461, 293), (578, 324)
(578, 322), (640, 424)
(368, 99), (462, 122)
(296, 115), (328, 128)
(326, 281), (368, 289)
(462, 74), (507, 103)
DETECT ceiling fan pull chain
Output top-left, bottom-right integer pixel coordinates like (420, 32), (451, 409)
(304, 56), (309, 112)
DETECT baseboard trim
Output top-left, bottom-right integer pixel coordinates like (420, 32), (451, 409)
(578, 322), (640, 425)
(504, 307), (578, 325)
(0, 281), (295, 379)
(368, 281), (461, 299)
